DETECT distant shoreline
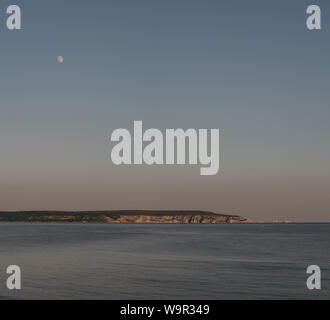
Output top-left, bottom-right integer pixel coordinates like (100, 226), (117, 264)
(0, 210), (253, 224)
(1, 211), (323, 223)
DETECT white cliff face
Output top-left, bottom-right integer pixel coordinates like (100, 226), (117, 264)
(102, 214), (251, 224)
(0, 211), (252, 223)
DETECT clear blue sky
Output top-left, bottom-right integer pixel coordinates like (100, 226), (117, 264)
(1, 0), (329, 221)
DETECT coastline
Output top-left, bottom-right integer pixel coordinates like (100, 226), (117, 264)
(0, 210), (252, 224)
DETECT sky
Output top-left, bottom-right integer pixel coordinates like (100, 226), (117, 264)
(0, 0), (329, 221)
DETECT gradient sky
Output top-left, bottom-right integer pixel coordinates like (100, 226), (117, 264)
(1, 0), (329, 221)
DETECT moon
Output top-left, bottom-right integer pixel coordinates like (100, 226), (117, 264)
(57, 56), (64, 63)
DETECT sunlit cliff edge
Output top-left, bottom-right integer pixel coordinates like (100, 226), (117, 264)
(0, 211), (252, 224)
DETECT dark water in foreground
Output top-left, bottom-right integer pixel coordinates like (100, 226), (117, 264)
(0, 223), (329, 299)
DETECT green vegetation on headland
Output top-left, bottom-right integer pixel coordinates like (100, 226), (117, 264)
(0, 210), (252, 223)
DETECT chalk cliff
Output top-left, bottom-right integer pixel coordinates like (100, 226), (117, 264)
(0, 210), (252, 223)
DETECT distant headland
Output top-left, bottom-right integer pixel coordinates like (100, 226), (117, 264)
(0, 210), (252, 224)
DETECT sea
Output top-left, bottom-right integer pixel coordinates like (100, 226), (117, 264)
(0, 223), (329, 299)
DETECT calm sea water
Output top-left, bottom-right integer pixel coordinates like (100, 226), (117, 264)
(0, 223), (329, 300)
